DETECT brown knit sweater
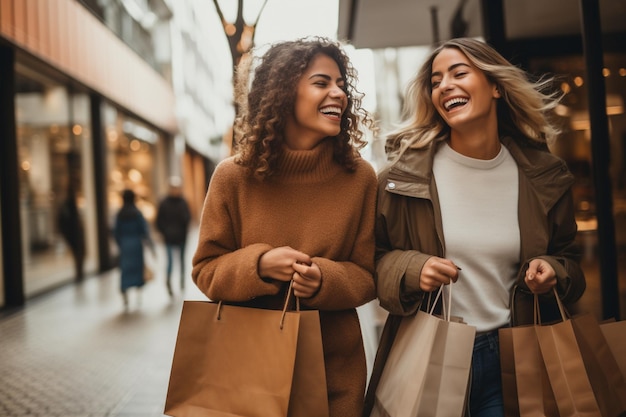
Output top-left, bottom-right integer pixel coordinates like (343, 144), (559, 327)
(192, 138), (377, 417)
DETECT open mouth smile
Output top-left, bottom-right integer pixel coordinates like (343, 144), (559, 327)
(444, 97), (469, 111)
(320, 106), (343, 118)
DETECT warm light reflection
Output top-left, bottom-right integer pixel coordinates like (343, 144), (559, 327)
(574, 76), (584, 87)
(619, 68), (626, 77)
(130, 139), (141, 151)
(21, 161), (31, 171)
(72, 124), (82, 135)
(128, 169), (143, 183)
(107, 129), (118, 142)
(111, 170), (123, 182)
(560, 82), (571, 94)
(603, 68), (611, 77)
(555, 104), (570, 117)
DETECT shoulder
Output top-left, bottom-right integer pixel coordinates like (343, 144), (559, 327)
(210, 157), (249, 188)
(504, 136), (571, 174)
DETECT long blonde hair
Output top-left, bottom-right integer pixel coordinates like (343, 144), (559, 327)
(387, 38), (562, 157)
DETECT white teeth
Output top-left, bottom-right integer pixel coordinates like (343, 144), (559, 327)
(444, 97), (469, 110)
(320, 106), (342, 115)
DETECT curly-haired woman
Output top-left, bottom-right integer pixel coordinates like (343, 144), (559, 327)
(364, 38), (586, 417)
(192, 37), (378, 417)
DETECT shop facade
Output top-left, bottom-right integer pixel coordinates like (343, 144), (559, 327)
(0, 0), (177, 307)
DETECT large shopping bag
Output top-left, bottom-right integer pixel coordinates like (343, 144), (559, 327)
(499, 324), (559, 417)
(371, 285), (476, 417)
(164, 282), (328, 417)
(534, 289), (601, 417)
(571, 313), (626, 417)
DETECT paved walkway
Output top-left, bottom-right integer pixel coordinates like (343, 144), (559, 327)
(0, 243), (385, 417)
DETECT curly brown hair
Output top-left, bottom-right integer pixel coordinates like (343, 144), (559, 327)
(233, 36), (375, 179)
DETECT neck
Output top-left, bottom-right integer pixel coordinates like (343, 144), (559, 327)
(449, 125), (500, 160)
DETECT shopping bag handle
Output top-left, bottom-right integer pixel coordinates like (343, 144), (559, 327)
(534, 287), (569, 325)
(215, 280), (299, 330)
(428, 284), (453, 322)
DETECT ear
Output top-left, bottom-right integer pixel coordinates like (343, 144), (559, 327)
(493, 84), (501, 99)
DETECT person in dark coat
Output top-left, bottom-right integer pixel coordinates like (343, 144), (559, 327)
(156, 178), (191, 296)
(114, 188), (153, 310)
(57, 151), (86, 282)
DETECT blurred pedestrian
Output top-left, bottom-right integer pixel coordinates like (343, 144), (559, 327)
(114, 188), (154, 311)
(156, 177), (191, 297)
(192, 37), (377, 417)
(364, 38), (586, 417)
(57, 151), (86, 282)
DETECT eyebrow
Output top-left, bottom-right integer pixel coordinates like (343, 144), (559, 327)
(308, 73), (344, 83)
(431, 62), (471, 78)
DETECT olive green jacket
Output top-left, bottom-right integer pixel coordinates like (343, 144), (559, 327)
(363, 135), (585, 416)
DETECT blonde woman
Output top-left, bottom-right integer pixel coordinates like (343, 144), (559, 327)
(365, 38), (586, 416)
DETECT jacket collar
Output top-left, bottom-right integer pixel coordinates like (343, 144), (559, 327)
(384, 135), (574, 211)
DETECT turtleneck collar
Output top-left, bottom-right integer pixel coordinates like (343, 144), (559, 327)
(274, 138), (343, 184)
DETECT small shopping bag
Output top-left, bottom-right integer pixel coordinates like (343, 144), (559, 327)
(371, 285), (475, 417)
(164, 282), (328, 417)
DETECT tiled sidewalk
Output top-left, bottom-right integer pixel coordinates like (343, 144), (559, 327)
(0, 266), (203, 417)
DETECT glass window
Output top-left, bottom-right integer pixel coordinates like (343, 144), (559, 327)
(529, 53), (626, 319)
(15, 68), (97, 295)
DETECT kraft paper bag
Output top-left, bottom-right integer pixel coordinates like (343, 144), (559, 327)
(535, 291), (601, 417)
(288, 309), (329, 417)
(164, 295), (328, 417)
(499, 324), (559, 417)
(600, 320), (626, 380)
(414, 316), (475, 417)
(572, 314), (626, 417)
(371, 285), (475, 417)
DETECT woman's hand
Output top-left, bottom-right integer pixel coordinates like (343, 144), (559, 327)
(258, 246), (312, 282)
(419, 256), (461, 292)
(292, 262), (322, 298)
(525, 258), (556, 294)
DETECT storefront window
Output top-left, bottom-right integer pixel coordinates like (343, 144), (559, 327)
(103, 103), (161, 257)
(15, 69), (97, 296)
(530, 53), (626, 318)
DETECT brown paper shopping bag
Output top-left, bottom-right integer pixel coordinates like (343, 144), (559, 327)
(288, 307), (329, 417)
(414, 285), (475, 417)
(371, 284), (475, 417)
(499, 324), (559, 417)
(600, 320), (626, 380)
(164, 283), (328, 417)
(571, 313), (626, 417)
(534, 290), (601, 417)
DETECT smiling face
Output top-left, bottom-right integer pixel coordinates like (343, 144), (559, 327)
(430, 47), (500, 135)
(284, 53), (347, 150)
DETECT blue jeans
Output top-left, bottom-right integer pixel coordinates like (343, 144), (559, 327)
(468, 329), (505, 417)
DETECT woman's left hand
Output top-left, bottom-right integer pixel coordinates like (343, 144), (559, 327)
(291, 262), (322, 299)
(525, 258), (557, 294)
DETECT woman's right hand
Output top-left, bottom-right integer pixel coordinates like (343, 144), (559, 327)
(419, 256), (461, 292)
(258, 246), (312, 282)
